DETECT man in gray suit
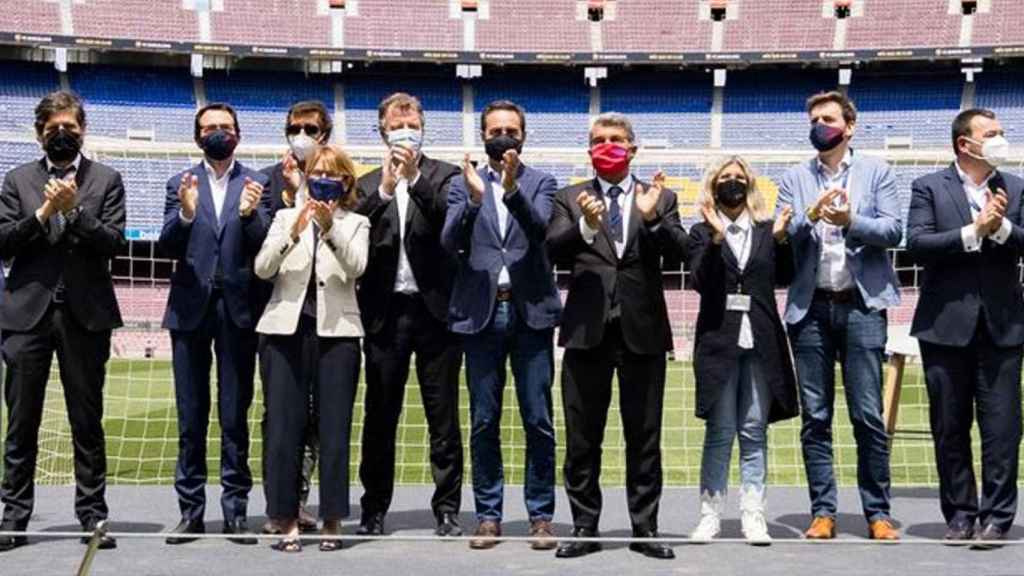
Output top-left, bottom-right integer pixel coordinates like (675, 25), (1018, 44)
(775, 91), (902, 541)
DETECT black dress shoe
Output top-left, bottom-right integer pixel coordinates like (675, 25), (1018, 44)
(971, 524), (1006, 550)
(165, 518), (205, 545)
(357, 512), (385, 536)
(80, 520), (117, 549)
(435, 512), (462, 537)
(943, 522), (975, 545)
(628, 530), (675, 559)
(555, 527), (602, 558)
(224, 519), (257, 545)
(0, 525), (27, 552)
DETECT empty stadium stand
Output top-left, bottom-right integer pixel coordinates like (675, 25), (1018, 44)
(473, 71), (591, 147)
(474, 0), (590, 52)
(721, 69), (837, 149)
(211, 0), (332, 47)
(601, 0), (711, 53)
(69, 65), (197, 142)
(344, 74), (463, 146)
(343, 0), (461, 51)
(601, 70), (713, 148)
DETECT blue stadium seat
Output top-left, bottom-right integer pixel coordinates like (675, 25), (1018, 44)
(204, 69), (335, 145)
(849, 73), (962, 149)
(0, 61), (60, 136)
(69, 64), (196, 142)
(722, 70), (837, 149)
(345, 75), (463, 147)
(602, 71), (713, 148)
(975, 69), (1024, 142)
(473, 72), (591, 148)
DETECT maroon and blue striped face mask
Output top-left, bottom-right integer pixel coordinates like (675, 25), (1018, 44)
(810, 123), (845, 152)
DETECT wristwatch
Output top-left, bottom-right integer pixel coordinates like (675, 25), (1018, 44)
(64, 205), (83, 225)
(805, 204), (820, 223)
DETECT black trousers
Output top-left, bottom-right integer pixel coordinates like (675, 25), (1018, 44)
(561, 320), (666, 533)
(919, 319), (1023, 532)
(261, 316), (359, 521)
(259, 336), (320, 510)
(359, 293), (463, 519)
(1, 304), (111, 529)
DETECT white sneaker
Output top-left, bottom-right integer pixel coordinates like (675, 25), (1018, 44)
(689, 491), (723, 542)
(739, 485), (771, 546)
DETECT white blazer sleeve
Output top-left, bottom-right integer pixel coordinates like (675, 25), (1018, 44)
(323, 215), (369, 282)
(255, 210), (299, 280)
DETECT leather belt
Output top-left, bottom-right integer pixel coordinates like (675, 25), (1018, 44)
(813, 288), (856, 304)
(496, 288), (512, 302)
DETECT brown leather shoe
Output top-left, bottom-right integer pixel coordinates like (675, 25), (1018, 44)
(528, 520), (557, 550)
(804, 516), (836, 540)
(868, 519), (900, 541)
(469, 520), (501, 550)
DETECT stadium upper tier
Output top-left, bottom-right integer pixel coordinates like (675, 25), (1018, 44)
(3, 59), (1024, 239)
(1, 0), (1023, 53)
(1, 61), (1001, 150)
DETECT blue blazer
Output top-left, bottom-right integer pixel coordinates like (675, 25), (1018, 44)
(441, 163), (561, 335)
(776, 151), (903, 325)
(159, 161), (271, 332)
(907, 165), (1024, 347)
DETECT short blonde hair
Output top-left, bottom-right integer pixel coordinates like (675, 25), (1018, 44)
(697, 155), (771, 223)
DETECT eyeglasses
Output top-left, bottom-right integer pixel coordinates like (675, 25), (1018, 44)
(286, 123), (322, 137)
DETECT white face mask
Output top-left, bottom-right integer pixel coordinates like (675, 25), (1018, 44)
(288, 133), (318, 163)
(967, 135), (1010, 169)
(386, 127), (423, 154)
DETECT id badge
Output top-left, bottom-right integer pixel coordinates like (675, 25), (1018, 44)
(726, 293), (752, 312)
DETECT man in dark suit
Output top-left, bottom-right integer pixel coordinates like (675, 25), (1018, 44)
(160, 103), (271, 545)
(0, 91), (125, 551)
(546, 113), (687, 559)
(441, 101), (561, 551)
(355, 93), (464, 536)
(907, 108), (1024, 547)
(256, 100), (333, 534)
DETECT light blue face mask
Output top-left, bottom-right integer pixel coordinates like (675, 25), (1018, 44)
(386, 127), (423, 154)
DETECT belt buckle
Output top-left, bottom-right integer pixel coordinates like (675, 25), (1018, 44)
(495, 288), (512, 302)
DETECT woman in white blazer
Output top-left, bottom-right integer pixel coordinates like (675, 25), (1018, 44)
(255, 145), (369, 553)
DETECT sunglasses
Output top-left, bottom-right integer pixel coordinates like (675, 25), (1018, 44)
(286, 123), (322, 137)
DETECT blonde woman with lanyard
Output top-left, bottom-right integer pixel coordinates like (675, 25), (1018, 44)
(256, 145), (369, 552)
(687, 156), (798, 544)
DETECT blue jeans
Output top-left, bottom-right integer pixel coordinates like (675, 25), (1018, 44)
(464, 301), (555, 522)
(700, 352), (771, 495)
(788, 297), (891, 522)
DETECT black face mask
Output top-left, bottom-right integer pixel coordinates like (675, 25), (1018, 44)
(44, 128), (82, 164)
(715, 179), (748, 209)
(484, 134), (522, 161)
(200, 130), (238, 161)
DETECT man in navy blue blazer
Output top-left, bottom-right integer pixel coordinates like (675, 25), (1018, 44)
(441, 100), (561, 550)
(159, 103), (271, 545)
(907, 108), (1024, 546)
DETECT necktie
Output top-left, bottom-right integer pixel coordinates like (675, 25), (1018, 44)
(48, 166), (73, 244)
(607, 185), (623, 243)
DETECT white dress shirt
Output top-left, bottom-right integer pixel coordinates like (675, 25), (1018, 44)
(379, 172), (423, 294)
(45, 153), (81, 179)
(179, 159), (235, 224)
(580, 174), (635, 258)
(815, 150), (855, 291)
(486, 166), (512, 288)
(39, 154), (82, 227)
(720, 209), (754, 350)
(956, 161), (1012, 252)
